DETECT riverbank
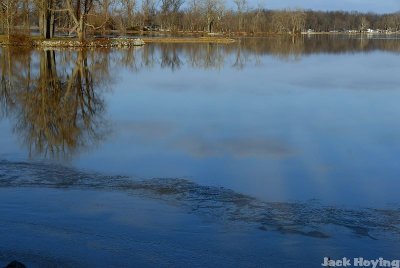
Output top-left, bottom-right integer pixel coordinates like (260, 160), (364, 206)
(141, 37), (235, 44)
(0, 36), (145, 48)
(0, 35), (236, 48)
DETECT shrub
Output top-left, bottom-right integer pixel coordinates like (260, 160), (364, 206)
(7, 34), (32, 46)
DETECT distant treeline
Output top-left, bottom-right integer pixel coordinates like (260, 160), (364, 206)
(1, 0), (400, 40)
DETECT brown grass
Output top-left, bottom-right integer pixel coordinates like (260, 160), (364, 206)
(141, 37), (236, 44)
(0, 34), (33, 46)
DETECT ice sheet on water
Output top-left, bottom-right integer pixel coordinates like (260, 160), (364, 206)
(0, 159), (399, 240)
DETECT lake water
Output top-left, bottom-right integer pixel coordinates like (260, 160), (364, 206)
(1, 35), (400, 267)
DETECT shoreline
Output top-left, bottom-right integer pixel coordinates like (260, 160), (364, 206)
(1, 31), (398, 48)
(141, 37), (236, 44)
(0, 36), (236, 48)
(0, 37), (145, 48)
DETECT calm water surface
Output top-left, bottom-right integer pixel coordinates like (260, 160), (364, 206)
(0, 35), (400, 267)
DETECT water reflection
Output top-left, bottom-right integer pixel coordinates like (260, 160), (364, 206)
(237, 35), (400, 59)
(142, 35), (400, 67)
(118, 35), (400, 70)
(0, 35), (399, 161)
(0, 48), (108, 159)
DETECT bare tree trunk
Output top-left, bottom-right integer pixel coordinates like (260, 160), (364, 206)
(78, 15), (85, 42)
(40, 0), (55, 39)
(207, 17), (213, 32)
(65, 0), (93, 42)
(102, 0), (110, 35)
(5, 0), (13, 40)
(23, 0), (30, 34)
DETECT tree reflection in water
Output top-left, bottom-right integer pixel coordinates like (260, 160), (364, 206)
(0, 48), (108, 160)
(118, 35), (400, 71)
(1, 35), (399, 160)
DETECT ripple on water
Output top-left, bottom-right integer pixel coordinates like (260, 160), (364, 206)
(0, 159), (399, 241)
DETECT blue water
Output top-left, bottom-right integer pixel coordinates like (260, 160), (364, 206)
(0, 37), (400, 267)
(0, 161), (399, 267)
(3, 40), (399, 206)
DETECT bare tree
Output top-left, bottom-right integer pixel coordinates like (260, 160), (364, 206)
(290, 9), (305, 34)
(2, 0), (18, 38)
(251, 3), (265, 33)
(201, 0), (224, 32)
(359, 16), (369, 32)
(121, 0), (137, 30)
(271, 9), (305, 34)
(160, 0), (184, 31)
(142, 0), (156, 26)
(233, 0), (246, 31)
(64, 0), (96, 41)
(37, 0), (55, 39)
(184, 0), (202, 31)
(98, 0), (114, 34)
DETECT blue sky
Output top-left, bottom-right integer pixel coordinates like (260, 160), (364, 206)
(245, 0), (400, 13)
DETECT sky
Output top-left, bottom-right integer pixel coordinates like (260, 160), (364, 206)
(245, 0), (400, 13)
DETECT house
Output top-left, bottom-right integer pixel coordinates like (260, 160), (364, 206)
(143, 24), (160, 31)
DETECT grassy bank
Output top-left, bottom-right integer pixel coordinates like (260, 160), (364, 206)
(141, 37), (236, 44)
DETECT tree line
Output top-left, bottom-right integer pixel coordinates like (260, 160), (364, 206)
(1, 0), (400, 41)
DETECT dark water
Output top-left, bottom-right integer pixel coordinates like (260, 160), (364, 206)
(0, 35), (400, 267)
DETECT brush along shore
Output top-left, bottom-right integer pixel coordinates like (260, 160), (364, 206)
(0, 35), (236, 48)
(0, 36), (145, 48)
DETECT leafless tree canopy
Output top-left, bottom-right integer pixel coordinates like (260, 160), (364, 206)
(1, 0), (400, 39)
